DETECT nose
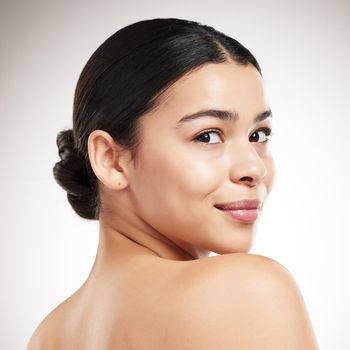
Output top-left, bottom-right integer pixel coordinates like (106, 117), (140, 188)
(229, 141), (267, 187)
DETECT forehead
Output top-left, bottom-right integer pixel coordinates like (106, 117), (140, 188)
(152, 62), (268, 119)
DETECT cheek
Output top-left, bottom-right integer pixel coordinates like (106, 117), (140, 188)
(179, 158), (222, 195)
(144, 148), (222, 199)
(131, 147), (223, 230)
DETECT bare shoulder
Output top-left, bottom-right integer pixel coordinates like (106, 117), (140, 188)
(26, 299), (69, 350)
(26, 314), (52, 350)
(162, 253), (319, 350)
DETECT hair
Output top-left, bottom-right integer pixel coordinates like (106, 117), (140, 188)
(53, 17), (262, 220)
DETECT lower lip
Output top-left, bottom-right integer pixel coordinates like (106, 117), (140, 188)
(217, 208), (259, 223)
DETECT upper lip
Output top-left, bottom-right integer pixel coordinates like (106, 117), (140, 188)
(214, 199), (262, 210)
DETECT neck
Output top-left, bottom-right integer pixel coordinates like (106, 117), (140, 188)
(91, 212), (210, 272)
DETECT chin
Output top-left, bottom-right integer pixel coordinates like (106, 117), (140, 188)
(209, 240), (253, 255)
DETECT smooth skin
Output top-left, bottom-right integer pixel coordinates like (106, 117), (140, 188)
(27, 61), (319, 349)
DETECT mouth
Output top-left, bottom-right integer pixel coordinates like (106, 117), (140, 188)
(214, 199), (262, 224)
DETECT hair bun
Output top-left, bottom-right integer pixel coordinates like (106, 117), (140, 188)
(53, 128), (97, 219)
(56, 128), (76, 162)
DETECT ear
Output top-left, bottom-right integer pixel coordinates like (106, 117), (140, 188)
(87, 130), (133, 191)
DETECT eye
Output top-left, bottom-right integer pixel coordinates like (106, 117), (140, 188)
(249, 127), (272, 143)
(193, 128), (222, 144)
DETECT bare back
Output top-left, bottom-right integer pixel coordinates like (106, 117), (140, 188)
(27, 253), (318, 349)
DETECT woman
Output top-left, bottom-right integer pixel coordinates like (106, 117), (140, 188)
(27, 18), (319, 349)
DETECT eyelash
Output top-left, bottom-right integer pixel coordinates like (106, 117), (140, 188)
(193, 127), (274, 145)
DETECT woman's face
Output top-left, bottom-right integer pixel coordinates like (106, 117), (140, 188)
(126, 61), (275, 257)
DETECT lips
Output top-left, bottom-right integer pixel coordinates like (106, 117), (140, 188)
(214, 199), (262, 224)
(214, 199), (262, 211)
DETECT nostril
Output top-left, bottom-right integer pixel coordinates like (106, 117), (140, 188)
(240, 176), (257, 187)
(240, 176), (253, 182)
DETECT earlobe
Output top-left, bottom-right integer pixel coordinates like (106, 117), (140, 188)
(87, 130), (130, 191)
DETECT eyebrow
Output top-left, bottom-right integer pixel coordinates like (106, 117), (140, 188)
(175, 108), (272, 128)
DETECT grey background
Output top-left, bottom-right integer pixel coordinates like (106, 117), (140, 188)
(1, 0), (349, 348)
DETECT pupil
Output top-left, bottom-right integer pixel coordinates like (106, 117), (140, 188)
(199, 133), (210, 142)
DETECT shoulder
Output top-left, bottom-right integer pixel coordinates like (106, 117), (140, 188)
(26, 318), (49, 350)
(161, 253), (319, 349)
(26, 302), (67, 350)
